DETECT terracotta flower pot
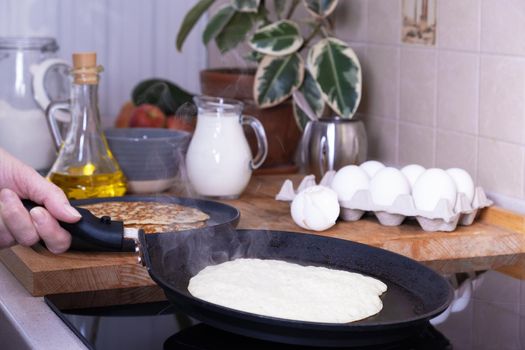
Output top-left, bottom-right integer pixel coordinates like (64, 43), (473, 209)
(200, 68), (301, 174)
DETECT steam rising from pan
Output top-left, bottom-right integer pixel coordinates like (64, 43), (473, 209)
(158, 226), (280, 280)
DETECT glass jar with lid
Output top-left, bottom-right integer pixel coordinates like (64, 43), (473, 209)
(0, 37), (68, 171)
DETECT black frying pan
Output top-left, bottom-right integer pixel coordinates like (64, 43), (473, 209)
(140, 227), (453, 348)
(23, 197), (452, 347)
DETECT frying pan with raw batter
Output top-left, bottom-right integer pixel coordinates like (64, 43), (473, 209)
(140, 227), (453, 348)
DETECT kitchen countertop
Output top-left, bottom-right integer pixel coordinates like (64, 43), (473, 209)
(0, 262), (86, 350)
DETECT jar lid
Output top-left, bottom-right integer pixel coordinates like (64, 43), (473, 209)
(0, 37), (58, 51)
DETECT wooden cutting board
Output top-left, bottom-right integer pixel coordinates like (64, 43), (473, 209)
(1, 174), (524, 297)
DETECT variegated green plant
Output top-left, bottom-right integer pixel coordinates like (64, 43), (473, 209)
(176, 0), (362, 130)
(307, 38), (362, 118)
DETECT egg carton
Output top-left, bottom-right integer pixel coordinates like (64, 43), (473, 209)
(275, 171), (493, 232)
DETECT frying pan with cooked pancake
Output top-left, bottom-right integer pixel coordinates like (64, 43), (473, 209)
(22, 196), (239, 251)
(71, 196), (240, 238)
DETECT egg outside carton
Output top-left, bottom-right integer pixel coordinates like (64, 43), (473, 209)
(275, 172), (493, 232)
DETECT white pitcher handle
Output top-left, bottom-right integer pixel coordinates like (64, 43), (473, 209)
(31, 58), (71, 123)
(241, 115), (268, 170)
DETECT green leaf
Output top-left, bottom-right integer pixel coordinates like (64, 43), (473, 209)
(293, 70), (324, 130)
(254, 53), (304, 108)
(132, 79), (194, 115)
(231, 0), (260, 12)
(215, 12), (254, 53)
(203, 5), (236, 45)
(307, 37), (361, 118)
(303, 0), (339, 18)
(301, 70), (324, 117)
(292, 103), (311, 131)
(249, 20), (303, 56)
(176, 0), (215, 51)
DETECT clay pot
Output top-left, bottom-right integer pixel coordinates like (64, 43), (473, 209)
(200, 68), (300, 173)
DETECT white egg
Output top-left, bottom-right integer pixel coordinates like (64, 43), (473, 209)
(330, 165), (370, 201)
(369, 167), (411, 206)
(412, 168), (457, 211)
(400, 164), (426, 189)
(446, 168), (475, 203)
(291, 185), (340, 231)
(360, 160), (385, 178)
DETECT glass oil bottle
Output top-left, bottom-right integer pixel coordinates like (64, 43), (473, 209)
(46, 52), (126, 199)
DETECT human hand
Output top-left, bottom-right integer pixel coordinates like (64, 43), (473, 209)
(0, 149), (81, 253)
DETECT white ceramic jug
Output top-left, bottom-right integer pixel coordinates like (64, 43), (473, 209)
(186, 96), (268, 198)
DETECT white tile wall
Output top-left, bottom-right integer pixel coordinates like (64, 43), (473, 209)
(335, 0), (368, 43)
(437, 51), (479, 134)
(365, 46), (399, 119)
(398, 122), (435, 168)
(437, 0), (480, 51)
(479, 55), (525, 144)
(367, 0), (401, 45)
(350, 45), (369, 115)
(481, 0), (525, 56)
(363, 116), (398, 165)
(435, 130), (477, 179)
(400, 48), (436, 127)
(478, 138), (524, 198)
(327, 0), (525, 203)
(0, 0), (207, 127)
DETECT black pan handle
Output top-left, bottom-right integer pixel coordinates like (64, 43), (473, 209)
(22, 199), (133, 252)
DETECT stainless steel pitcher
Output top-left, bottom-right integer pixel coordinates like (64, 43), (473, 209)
(301, 117), (367, 180)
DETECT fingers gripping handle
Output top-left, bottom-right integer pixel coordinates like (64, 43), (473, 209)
(22, 200), (134, 252)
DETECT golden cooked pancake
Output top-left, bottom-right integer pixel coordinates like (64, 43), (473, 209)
(80, 201), (209, 233)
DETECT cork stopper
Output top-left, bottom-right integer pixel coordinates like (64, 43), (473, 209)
(72, 52), (101, 84)
(73, 52), (97, 69)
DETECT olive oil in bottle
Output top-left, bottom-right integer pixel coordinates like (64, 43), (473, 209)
(46, 52), (127, 199)
(48, 165), (126, 200)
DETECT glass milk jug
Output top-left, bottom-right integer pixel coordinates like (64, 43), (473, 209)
(186, 96), (268, 198)
(0, 37), (61, 170)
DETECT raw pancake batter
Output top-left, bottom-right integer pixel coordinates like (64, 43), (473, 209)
(188, 258), (387, 323)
